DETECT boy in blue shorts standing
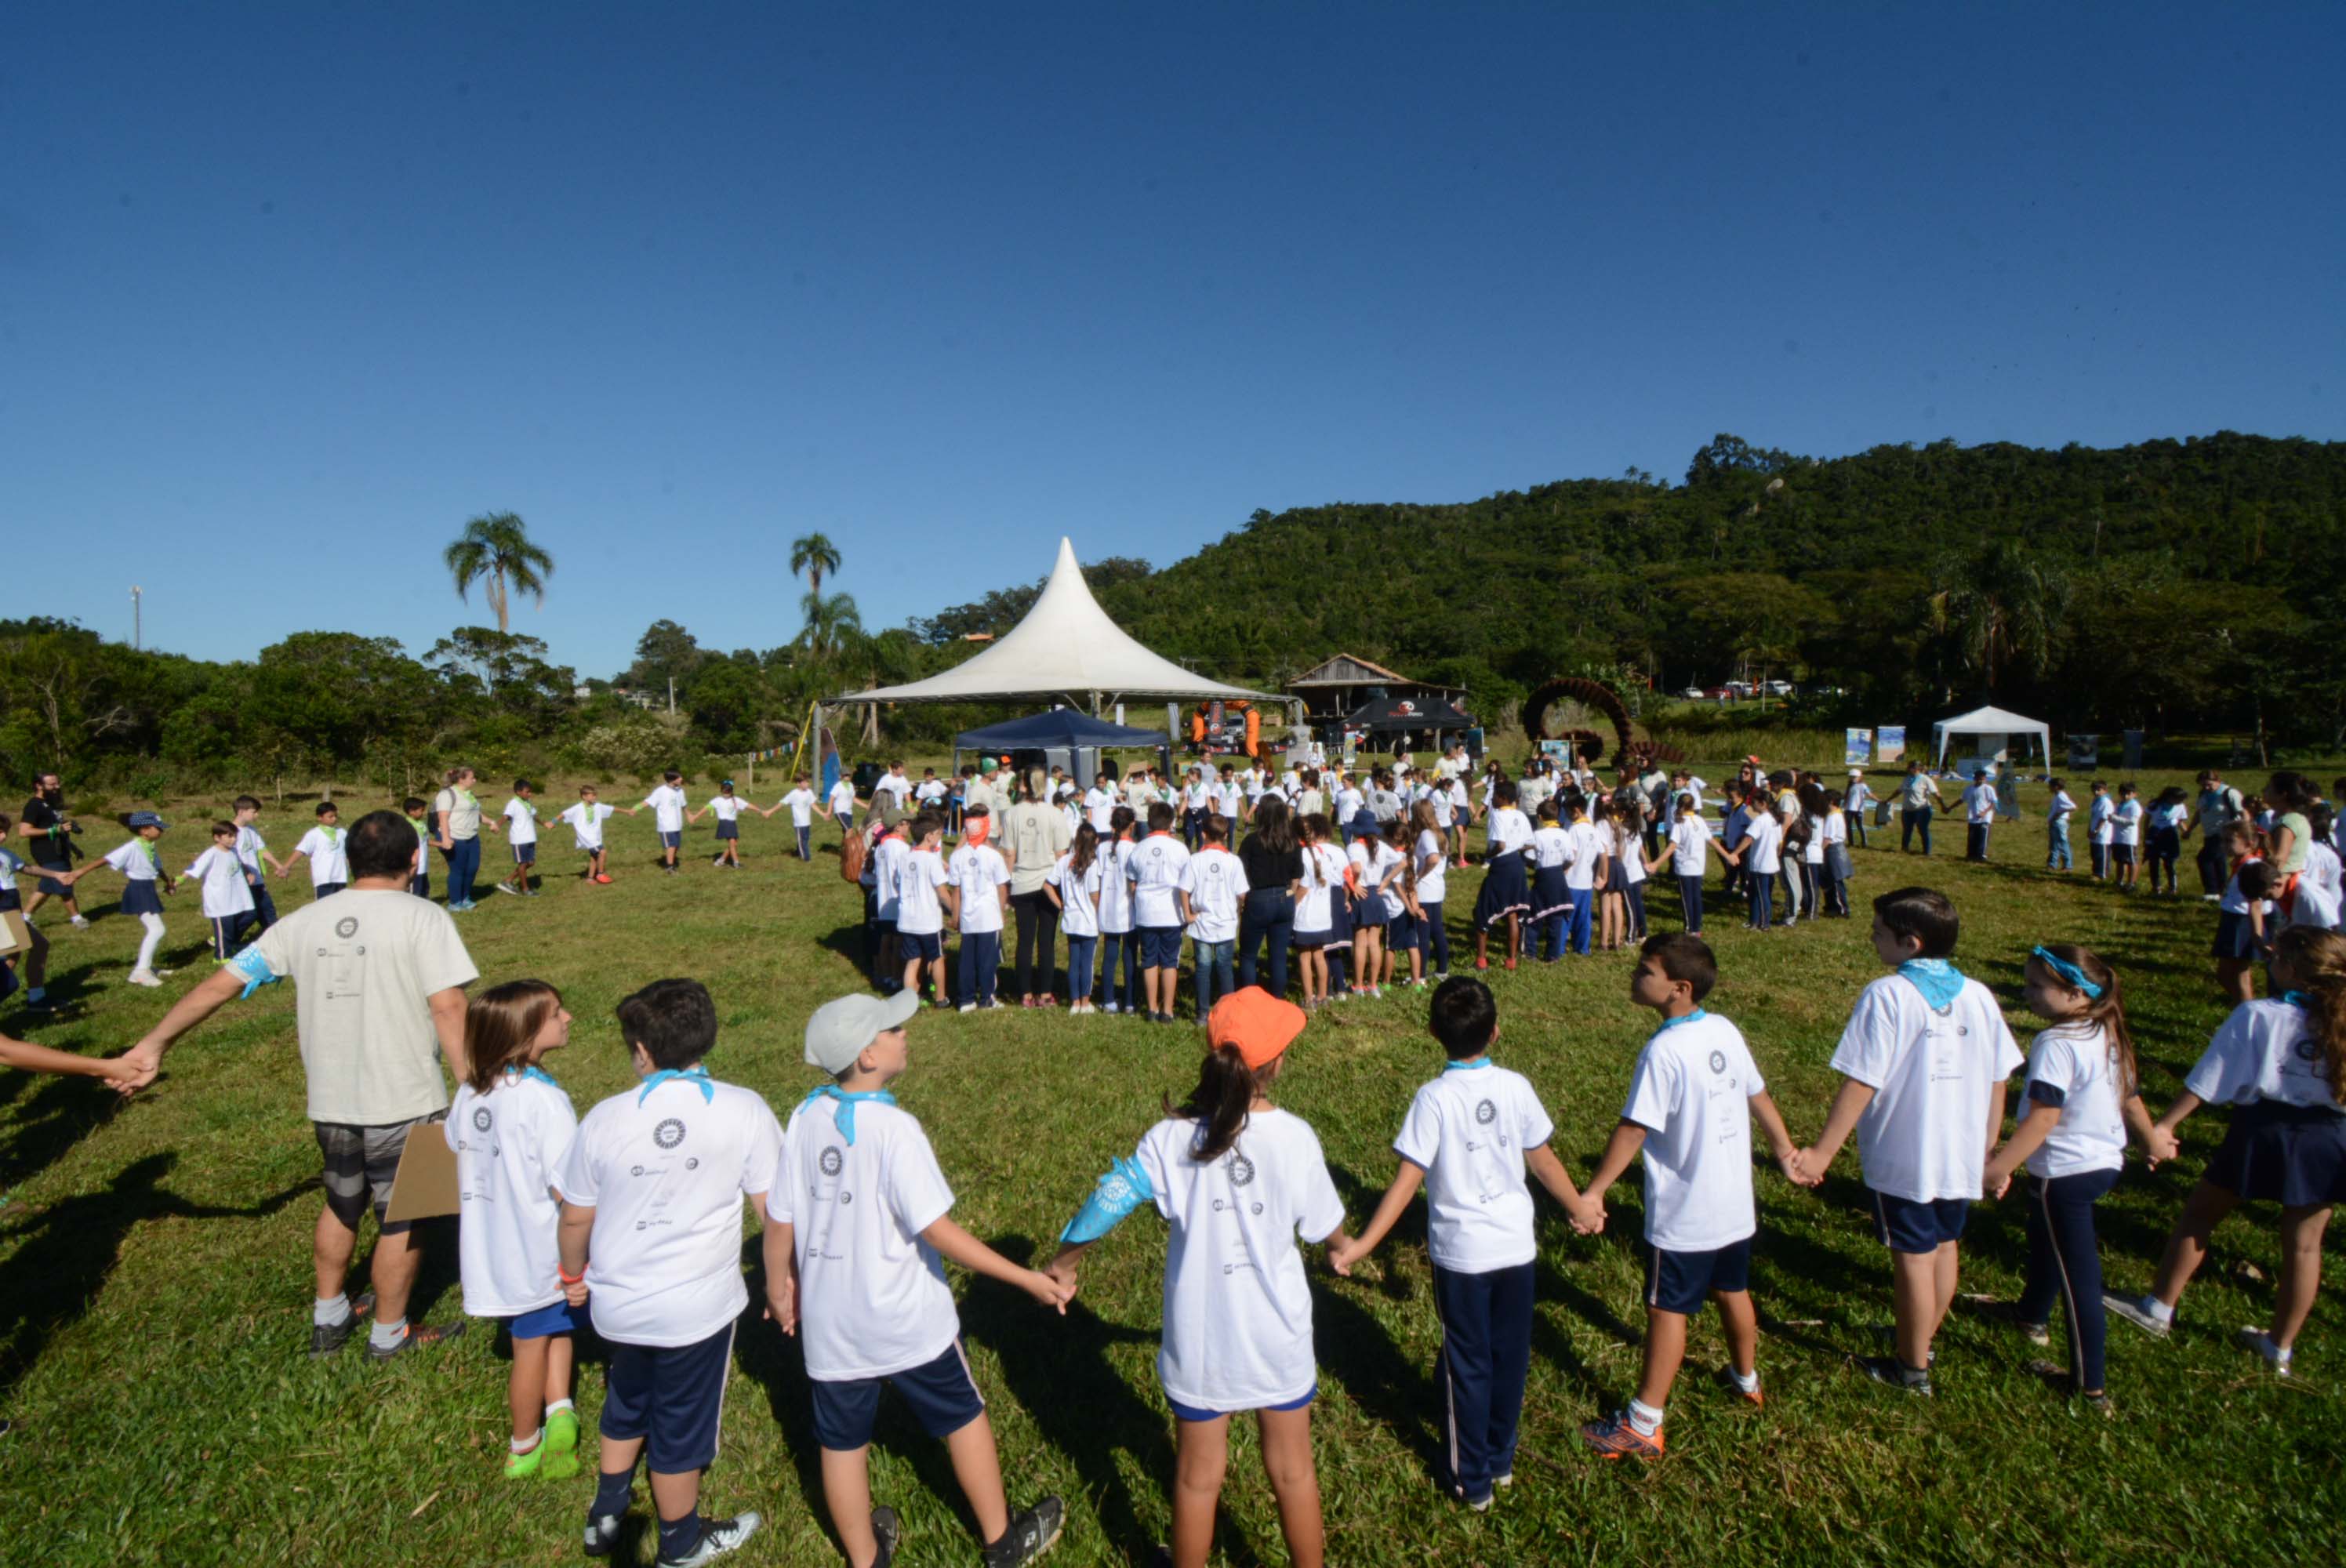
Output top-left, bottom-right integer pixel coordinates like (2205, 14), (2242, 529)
(556, 978), (780, 1566)
(766, 991), (1068, 1568)
(1794, 887), (2021, 1395)
(1572, 935), (1807, 1457)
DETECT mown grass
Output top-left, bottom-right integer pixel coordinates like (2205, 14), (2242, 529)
(2, 760), (2341, 1566)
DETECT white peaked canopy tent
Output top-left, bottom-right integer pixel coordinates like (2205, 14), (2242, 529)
(1932, 704), (2052, 768)
(834, 537), (1284, 711)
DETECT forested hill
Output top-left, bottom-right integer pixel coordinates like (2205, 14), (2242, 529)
(917, 432), (2346, 742)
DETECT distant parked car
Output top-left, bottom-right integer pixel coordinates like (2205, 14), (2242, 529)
(1680, 686), (1705, 700)
(1704, 686), (1734, 700)
(1766, 680), (1793, 697)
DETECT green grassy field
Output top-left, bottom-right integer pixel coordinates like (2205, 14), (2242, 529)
(3, 762), (2342, 1566)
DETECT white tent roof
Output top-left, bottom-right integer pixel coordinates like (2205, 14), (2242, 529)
(835, 538), (1277, 706)
(1931, 704), (2051, 764)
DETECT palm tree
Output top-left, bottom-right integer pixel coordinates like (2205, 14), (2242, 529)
(445, 511), (554, 633)
(795, 589), (863, 660)
(790, 533), (842, 599)
(1927, 541), (2070, 695)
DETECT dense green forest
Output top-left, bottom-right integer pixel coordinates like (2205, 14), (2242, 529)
(6, 432), (2342, 794)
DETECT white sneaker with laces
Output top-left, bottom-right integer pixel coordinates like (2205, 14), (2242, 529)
(2238, 1327), (2293, 1375)
(71, 914), (91, 928)
(128, 970), (163, 988)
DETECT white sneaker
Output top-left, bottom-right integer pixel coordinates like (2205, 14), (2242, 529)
(2238, 1327), (2293, 1375)
(959, 1003), (978, 1014)
(128, 970), (164, 988)
(71, 915), (91, 928)
(656, 1512), (761, 1567)
(2103, 1294), (2173, 1339)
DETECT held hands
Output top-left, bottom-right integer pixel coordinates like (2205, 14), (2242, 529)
(1043, 1254), (1082, 1300)
(1782, 1148), (1825, 1188)
(1565, 1193), (1606, 1235)
(764, 1273), (797, 1334)
(1022, 1266), (1076, 1314)
(1325, 1236), (1364, 1276)
(112, 1040), (163, 1097)
(2144, 1124), (2180, 1167)
(563, 1277), (590, 1308)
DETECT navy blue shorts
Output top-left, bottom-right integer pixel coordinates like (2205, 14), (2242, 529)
(34, 870), (69, 898)
(314, 882), (346, 898)
(1647, 1236), (1752, 1314)
(715, 820), (739, 840)
(510, 1298), (588, 1341)
(811, 1340), (986, 1451)
(899, 929), (943, 960)
(1872, 1190), (1970, 1254)
(0, 888), (19, 912)
(1167, 1383), (1316, 1424)
(659, 830), (682, 849)
(513, 842), (537, 864)
(600, 1323), (735, 1473)
(2111, 843), (2137, 866)
(1138, 925), (1183, 968)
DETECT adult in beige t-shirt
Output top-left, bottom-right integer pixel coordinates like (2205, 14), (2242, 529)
(1004, 769), (1074, 1005)
(121, 809), (477, 1359)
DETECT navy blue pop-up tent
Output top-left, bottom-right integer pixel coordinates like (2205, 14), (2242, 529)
(953, 708), (1170, 786)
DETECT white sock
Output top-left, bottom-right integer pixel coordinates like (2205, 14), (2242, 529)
(547, 1398), (576, 1417)
(369, 1316), (408, 1352)
(312, 1293), (351, 1327)
(512, 1427), (544, 1455)
(1729, 1367), (1760, 1393)
(1627, 1398), (1665, 1436)
(136, 913), (166, 973)
(2144, 1297), (2175, 1323)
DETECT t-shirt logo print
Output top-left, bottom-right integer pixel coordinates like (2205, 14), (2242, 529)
(471, 1106), (492, 1132)
(819, 1146), (844, 1176)
(1474, 1099), (1498, 1126)
(1226, 1151), (1257, 1188)
(334, 916), (359, 939)
(653, 1118), (686, 1150)
(1709, 1050), (1727, 1075)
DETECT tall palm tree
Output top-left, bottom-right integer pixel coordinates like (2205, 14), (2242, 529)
(795, 589), (863, 660)
(445, 511), (554, 633)
(790, 533), (842, 599)
(1927, 540), (2070, 695)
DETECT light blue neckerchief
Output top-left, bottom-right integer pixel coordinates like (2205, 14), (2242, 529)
(2282, 990), (2312, 1009)
(518, 1065), (561, 1089)
(637, 1065), (714, 1106)
(801, 1083), (896, 1145)
(1899, 959), (1967, 1011)
(1443, 1056), (1493, 1072)
(1653, 1007), (1709, 1033)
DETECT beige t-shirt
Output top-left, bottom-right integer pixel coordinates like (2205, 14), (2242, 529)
(434, 786), (483, 840)
(253, 888), (479, 1125)
(1005, 801), (1074, 895)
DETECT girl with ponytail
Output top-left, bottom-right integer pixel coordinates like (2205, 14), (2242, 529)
(2108, 926), (2346, 1377)
(1981, 946), (2163, 1411)
(1047, 991), (1349, 1568)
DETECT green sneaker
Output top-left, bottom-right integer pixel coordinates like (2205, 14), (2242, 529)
(505, 1440), (545, 1480)
(543, 1406), (581, 1479)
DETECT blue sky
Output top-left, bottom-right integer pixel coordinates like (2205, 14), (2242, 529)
(4, 2), (2340, 677)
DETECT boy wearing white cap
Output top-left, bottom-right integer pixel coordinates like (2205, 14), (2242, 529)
(766, 991), (1068, 1568)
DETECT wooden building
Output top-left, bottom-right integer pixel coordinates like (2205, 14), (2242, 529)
(1285, 654), (1458, 724)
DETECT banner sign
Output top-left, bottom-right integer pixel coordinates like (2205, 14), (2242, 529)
(2123, 729), (2144, 769)
(1844, 728), (1872, 766)
(2068, 734), (2099, 768)
(1876, 726), (1906, 765)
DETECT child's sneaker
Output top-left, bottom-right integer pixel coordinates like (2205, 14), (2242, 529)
(1714, 1365), (1764, 1406)
(583, 1512), (625, 1559)
(127, 970), (164, 988)
(503, 1439), (545, 1480)
(1977, 1300), (2051, 1346)
(543, 1406), (581, 1479)
(980, 1497), (1064, 1568)
(867, 1506), (902, 1568)
(1579, 1410), (1665, 1459)
(959, 1003), (978, 1014)
(656, 1512), (761, 1567)
(1859, 1356), (1933, 1396)
(2237, 1327), (2293, 1375)
(2102, 1293), (2173, 1339)
(595, 873), (613, 884)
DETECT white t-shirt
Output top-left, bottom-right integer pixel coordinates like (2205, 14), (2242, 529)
(2089, 795), (2115, 844)
(826, 780), (857, 818)
(295, 826), (350, 886)
(1349, 838), (1404, 901)
(1295, 842), (1348, 933)
(560, 801), (614, 850)
(1622, 1011), (1766, 1252)
(706, 794), (746, 822)
(947, 844), (1009, 934)
(1529, 824), (1568, 870)
(249, 889), (480, 1124)
(1084, 786), (1119, 833)
(234, 824), (269, 880)
(1215, 781), (1245, 818)
(1048, 851), (1105, 938)
(1392, 1062), (1555, 1272)
(1564, 820), (1607, 891)
(503, 797), (539, 844)
(1414, 829), (1447, 906)
(186, 844), (255, 918)
(641, 784), (688, 833)
(1964, 784), (1996, 826)
(2112, 799), (2144, 847)
(1095, 842), (1136, 934)
(1820, 809), (1848, 851)
(780, 788), (818, 826)
(1128, 833), (1193, 929)
(2019, 1024), (2129, 1179)
(1737, 813), (1783, 876)
(893, 848), (950, 936)
(1135, 1109), (1346, 1413)
(916, 779), (949, 807)
(447, 1070), (579, 1316)
(1485, 808), (1532, 857)
(1179, 846), (1250, 942)
(1430, 789), (1454, 829)
(2286, 874), (2342, 932)
(554, 1076), (782, 1348)
(1828, 973), (2024, 1202)
(1620, 824), (1651, 883)
(768, 1096), (961, 1381)
(1669, 815), (1712, 876)
(2047, 790), (2075, 824)
(874, 772), (915, 808)
(873, 835), (912, 921)
(2184, 997), (2342, 1111)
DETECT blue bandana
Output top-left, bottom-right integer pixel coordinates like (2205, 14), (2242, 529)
(2029, 947), (2102, 999)
(1654, 1007), (1709, 1033)
(2282, 990), (2312, 1009)
(1898, 959), (1967, 1011)
(802, 1083), (896, 1146)
(518, 1065), (561, 1089)
(1443, 1057), (1493, 1072)
(637, 1065), (714, 1106)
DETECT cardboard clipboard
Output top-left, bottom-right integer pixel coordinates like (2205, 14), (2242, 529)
(0, 910), (24, 957)
(383, 1120), (461, 1222)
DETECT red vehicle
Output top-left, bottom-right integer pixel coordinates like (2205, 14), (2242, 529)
(1703, 686), (1734, 701)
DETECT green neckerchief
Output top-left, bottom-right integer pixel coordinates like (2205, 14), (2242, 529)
(137, 837), (160, 869)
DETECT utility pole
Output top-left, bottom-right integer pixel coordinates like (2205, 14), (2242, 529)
(667, 675), (676, 714)
(132, 585), (143, 650)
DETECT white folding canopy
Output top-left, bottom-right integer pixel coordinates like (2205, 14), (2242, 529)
(1931, 703), (2052, 767)
(834, 537), (1280, 708)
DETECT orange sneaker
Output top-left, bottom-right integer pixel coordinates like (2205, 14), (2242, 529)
(1716, 1366), (1763, 1407)
(1579, 1410), (1665, 1460)
(594, 873), (613, 884)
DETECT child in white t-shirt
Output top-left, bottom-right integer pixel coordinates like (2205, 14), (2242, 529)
(1345, 822), (1403, 999)
(184, 821), (256, 960)
(288, 802), (350, 898)
(557, 786), (630, 884)
(893, 813), (955, 1008)
(768, 774), (820, 861)
(1646, 792), (1714, 937)
(1048, 992), (1351, 1568)
(447, 979), (585, 1478)
(1980, 945), (2159, 1410)
(768, 993), (1070, 1568)
(2086, 782), (2115, 880)
(402, 797), (434, 897)
(1128, 802), (1194, 1023)
(1575, 936), (1806, 1457)
(1329, 978), (1591, 1503)
(689, 780), (752, 869)
(0, 824), (54, 1007)
(1795, 888), (2022, 1395)
(554, 979), (780, 1564)
(1722, 794), (1783, 931)
(948, 807), (1010, 1011)
(640, 770), (690, 877)
(2110, 782), (2144, 891)
(228, 793), (278, 942)
(497, 780), (541, 896)
(1178, 815), (1250, 1022)
(1044, 823), (1108, 1016)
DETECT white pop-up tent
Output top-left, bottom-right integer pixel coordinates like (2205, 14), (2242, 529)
(1932, 704), (2052, 770)
(834, 536), (1284, 713)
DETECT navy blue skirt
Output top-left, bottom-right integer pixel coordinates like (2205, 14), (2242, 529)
(120, 879), (164, 916)
(2212, 910), (2260, 960)
(1531, 864), (1571, 920)
(1473, 851), (1531, 929)
(715, 819), (740, 840)
(1355, 890), (1391, 927)
(2206, 1098), (2346, 1207)
(1389, 910), (1422, 952)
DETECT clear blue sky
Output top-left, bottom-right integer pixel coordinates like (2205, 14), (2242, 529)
(5, 3), (2339, 677)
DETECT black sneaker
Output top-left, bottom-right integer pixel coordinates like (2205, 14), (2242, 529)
(306, 1290), (376, 1358)
(365, 1317), (466, 1360)
(656, 1512), (760, 1567)
(583, 1512), (625, 1559)
(981, 1497), (1065, 1568)
(868, 1505), (902, 1567)
(1859, 1355), (1933, 1396)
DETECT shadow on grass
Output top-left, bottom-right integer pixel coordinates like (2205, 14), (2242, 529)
(0, 1151), (310, 1403)
(0, 1061), (125, 1191)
